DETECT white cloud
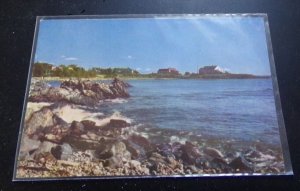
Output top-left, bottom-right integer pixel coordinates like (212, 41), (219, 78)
(127, 55), (133, 59)
(136, 67), (141, 71)
(64, 57), (78, 61)
(60, 55), (78, 61)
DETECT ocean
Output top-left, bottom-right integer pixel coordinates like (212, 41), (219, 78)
(49, 79), (281, 145)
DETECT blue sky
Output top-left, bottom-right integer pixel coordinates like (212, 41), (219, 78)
(35, 16), (271, 75)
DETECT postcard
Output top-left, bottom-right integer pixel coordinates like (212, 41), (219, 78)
(14, 14), (292, 180)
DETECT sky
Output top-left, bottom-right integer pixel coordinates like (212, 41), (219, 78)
(34, 16), (271, 75)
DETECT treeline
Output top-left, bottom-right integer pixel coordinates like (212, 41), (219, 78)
(32, 62), (140, 78)
(91, 67), (139, 77)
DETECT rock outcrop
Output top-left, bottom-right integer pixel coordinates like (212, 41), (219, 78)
(25, 107), (70, 143)
(29, 78), (130, 105)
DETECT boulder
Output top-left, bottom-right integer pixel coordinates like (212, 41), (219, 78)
(95, 141), (131, 168)
(209, 157), (230, 172)
(166, 156), (182, 169)
(108, 119), (130, 128)
(203, 147), (224, 159)
(124, 141), (144, 160)
(113, 78), (132, 88)
(148, 153), (184, 175)
(149, 152), (166, 165)
(229, 156), (253, 172)
(64, 134), (102, 151)
(110, 78), (130, 98)
(43, 123), (70, 143)
(157, 142), (182, 158)
(18, 136), (41, 160)
(81, 120), (96, 131)
(180, 141), (201, 165)
(70, 121), (85, 136)
(104, 156), (124, 168)
(51, 143), (73, 160)
(25, 107), (55, 136)
(123, 135), (153, 160)
(25, 106), (70, 143)
(110, 142), (129, 158)
(128, 134), (152, 150)
(31, 141), (58, 161)
(195, 156), (211, 168)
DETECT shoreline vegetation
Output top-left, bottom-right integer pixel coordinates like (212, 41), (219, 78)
(32, 63), (271, 81)
(16, 77), (284, 178)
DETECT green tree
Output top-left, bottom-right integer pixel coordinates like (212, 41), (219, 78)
(32, 62), (52, 77)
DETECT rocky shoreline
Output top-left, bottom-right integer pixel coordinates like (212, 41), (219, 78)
(16, 79), (285, 178)
(29, 78), (131, 105)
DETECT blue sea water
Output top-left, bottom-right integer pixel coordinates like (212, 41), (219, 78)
(50, 79), (281, 145)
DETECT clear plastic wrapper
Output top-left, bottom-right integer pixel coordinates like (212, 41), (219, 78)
(13, 14), (293, 181)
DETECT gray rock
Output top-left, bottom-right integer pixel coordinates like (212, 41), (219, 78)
(209, 157), (230, 172)
(18, 136), (41, 160)
(25, 107), (55, 137)
(95, 141), (131, 168)
(51, 143), (73, 160)
(25, 105), (70, 143)
(180, 141), (201, 165)
(157, 142), (182, 158)
(203, 147), (224, 159)
(29, 79), (131, 105)
(31, 141), (58, 160)
(110, 78), (130, 98)
(29, 80), (50, 94)
(149, 152), (166, 164)
(129, 134), (152, 150)
(124, 141), (147, 160)
(229, 156), (253, 172)
(70, 121), (85, 136)
(81, 120), (96, 131)
(108, 119), (130, 128)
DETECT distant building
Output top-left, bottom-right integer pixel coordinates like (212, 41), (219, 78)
(51, 66), (58, 71)
(51, 66), (63, 71)
(198, 65), (225, 75)
(157, 68), (179, 75)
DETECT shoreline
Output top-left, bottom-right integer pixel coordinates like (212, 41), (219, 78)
(17, 100), (284, 178)
(16, 79), (284, 178)
(26, 101), (281, 149)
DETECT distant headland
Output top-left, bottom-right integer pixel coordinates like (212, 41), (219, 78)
(32, 62), (270, 80)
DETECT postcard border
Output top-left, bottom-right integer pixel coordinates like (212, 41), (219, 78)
(263, 16), (293, 174)
(13, 16), (42, 181)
